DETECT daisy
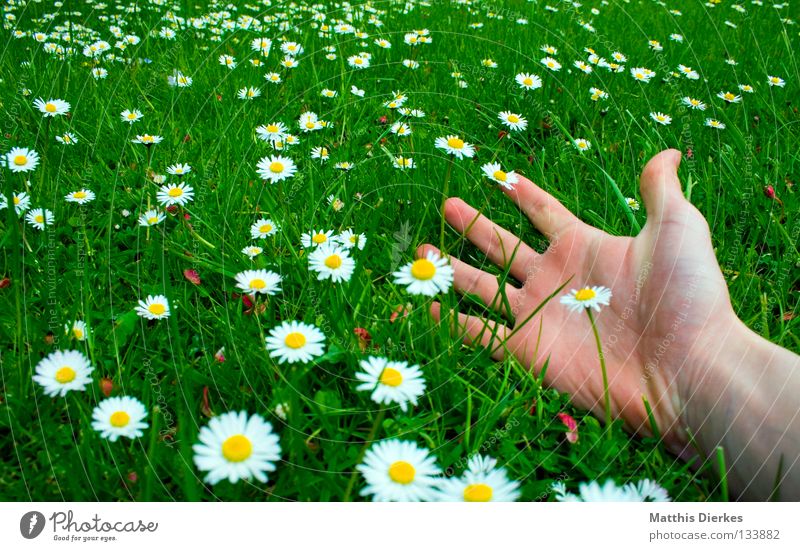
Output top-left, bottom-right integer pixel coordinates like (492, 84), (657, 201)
(156, 182), (194, 207)
(65, 189), (95, 204)
(560, 286), (612, 312)
(219, 54), (236, 69)
(138, 209), (165, 226)
(589, 87), (608, 101)
(265, 321), (326, 364)
(390, 122), (412, 136)
(393, 251), (454, 297)
(347, 55), (369, 69)
(251, 37), (272, 55)
(33, 97), (70, 117)
(403, 59), (420, 69)
(681, 97), (706, 110)
(434, 135), (475, 159)
(355, 356), (426, 412)
(166, 163), (191, 176)
(541, 44), (558, 55)
(192, 411), (281, 485)
(554, 479), (640, 502)
(677, 64), (699, 80)
(33, 350), (94, 397)
(767, 75), (785, 87)
(738, 84), (754, 93)
(540, 57), (561, 71)
(56, 132), (78, 145)
(250, 218), (278, 239)
(120, 109), (143, 123)
(25, 208), (53, 230)
(64, 320), (88, 341)
(301, 228), (334, 248)
(351, 85), (365, 97)
(625, 197), (640, 211)
(650, 112), (672, 125)
(132, 134), (163, 146)
(334, 161), (354, 171)
(308, 243), (355, 283)
(338, 229), (366, 250)
(256, 122), (288, 143)
(264, 72), (282, 84)
(256, 155), (296, 183)
(358, 439), (441, 502)
(242, 245), (263, 259)
(574, 60), (592, 74)
(320, 88), (337, 98)
(630, 67), (655, 83)
(91, 396), (149, 442)
(437, 455), (521, 502)
(393, 156), (414, 169)
(234, 269), (282, 295)
(310, 146), (329, 162)
(717, 91), (741, 103)
(135, 294), (170, 320)
(573, 138), (592, 152)
(281, 42), (303, 56)
(5, 147), (39, 172)
(498, 111), (527, 131)
(0, 191), (31, 215)
(481, 162), (519, 190)
(91, 67), (108, 80)
(237, 87), (261, 100)
(705, 118), (726, 129)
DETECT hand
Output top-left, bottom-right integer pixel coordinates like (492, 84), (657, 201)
(420, 149), (740, 451)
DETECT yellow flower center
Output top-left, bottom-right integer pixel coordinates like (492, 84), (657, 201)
(305, 122), (316, 129)
(73, 328), (84, 339)
(380, 367), (403, 387)
(575, 288), (596, 301)
(221, 434), (253, 462)
(324, 254), (342, 269)
(55, 367), (76, 384)
(523, 77), (533, 86)
(168, 187), (183, 197)
(446, 137), (464, 149)
(507, 115), (519, 123)
(110, 411), (130, 427)
(284, 332), (306, 349)
(13, 155), (27, 166)
(147, 216), (159, 224)
(312, 233), (327, 244)
(410, 258), (436, 280)
(354, 57), (363, 64)
(724, 93), (734, 100)
(259, 224), (273, 234)
(463, 483), (493, 502)
(73, 191), (87, 199)
(493, 170), (507, 182)
(45, 103), (57, 112)
(148, 303), (166, 315)
(13, 196), (20, 205)
(388, 461), (415, 484)
(267, 124), (279, 133)
(320, 148), (328, 156)
(34, 214), (44, 223)
(250, 278), (266, 290)
(269, 162), (284, 173)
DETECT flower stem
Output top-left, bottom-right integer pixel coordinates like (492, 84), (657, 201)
(343, 408), (385, 502)
(586, 309), (612, 438)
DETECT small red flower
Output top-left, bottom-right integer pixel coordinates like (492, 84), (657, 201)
(764, 185), (776, 200)
(100, 377), (113, 397)
(0, 277), (10, 289)
(354, 327), (372, 351)
(201, 386), (213, 418)
(126, 472), (138, 484)
(214, 347), (226, 363)
(498, 130), (508, 140)
(378, 115), (388, 124)
(389, 304), (410, 323)
(557, 412), (579, 444)
(183, 269), (201, 285)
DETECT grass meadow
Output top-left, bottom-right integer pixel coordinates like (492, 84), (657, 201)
(0, 0), (798, 502)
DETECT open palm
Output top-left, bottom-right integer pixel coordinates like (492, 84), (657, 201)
(422, 150), (736, 448)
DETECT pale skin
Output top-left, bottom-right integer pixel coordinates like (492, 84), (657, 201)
(420, 149), (800, 500)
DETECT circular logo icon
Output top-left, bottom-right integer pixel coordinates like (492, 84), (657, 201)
(20, 511), (45, 539)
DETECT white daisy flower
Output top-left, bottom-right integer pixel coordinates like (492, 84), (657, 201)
(25, 208), (53, 230)
(437, 455), (521, 502)
(515, 72), (542, 90)
(5, 147), (40, 172)
(135, 294), (170, 320)
(540, 57), (562, 71)
(338, 229), (366, 250)
(234, 269), (282, 295)
(498, 111), (527, 131)
(308, 243), (355, 283)
(560, 286), (612, 312)
(393, 251), (454, 297)
(131, 134), (163, 145)
(0, 191), (31, 215)
(434, 135), (475, 159)
(681, 97), (706, 110)
(573, 138), (592, 152)
(265, 320), (326, 364)
(310, 146), (329, 162)
(91, 396), (149, 442)
(138, 209), (165, 227)
(250, 218), (278, 239)
(358, 439), (441, 502)
(264, 72), (282, 84)
(717, 91), (741, 103)
(767, 75), (785, 88)
(33, 350), (94, 397)
(650, 112), (672, 125)
(56, 132), (78, 145)
(393, 156), (415, 170)
(193, 411), (281, 485)
(390, 121), (412, 136)
(242, 245), (263, 259)
(705, 118), (726, 129)
(156, 182), (194, 207)
(237, 87), (261, 100)
(355, 356), (426, 412)
(481, 162), (519, 190)
(625, 197), (640, 211)
(166, 163), (192, 176)
(66, 320), (88, 340)
(256, 155), (297, 183)
(256, 122), (288, 143)
(65, 189), (95, 204)
(301, 229), (334, 248)
(554, 479), (668, 502)
(33, 97), (70, 117)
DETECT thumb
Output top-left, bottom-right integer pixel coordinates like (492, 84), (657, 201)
(639, 149), (685, 222)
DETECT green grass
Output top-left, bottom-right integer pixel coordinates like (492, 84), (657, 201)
(0, 0), (797, 501)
